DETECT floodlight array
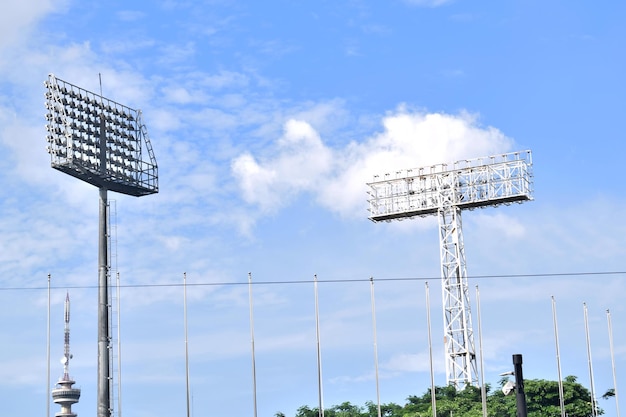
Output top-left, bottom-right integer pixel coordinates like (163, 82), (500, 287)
(44, 74), (158, 196)
(367, 150), (533, 221)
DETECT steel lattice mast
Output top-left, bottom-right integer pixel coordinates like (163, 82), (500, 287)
(44, 74), (158, 417)
(367, 150), (533, 388)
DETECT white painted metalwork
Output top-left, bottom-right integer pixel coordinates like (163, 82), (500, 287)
(367, 150), (533, 388)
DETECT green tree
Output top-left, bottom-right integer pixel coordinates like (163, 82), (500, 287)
(488, 375), (601, 417)
(291, 375), (601, 417)
(364, 401), (403, 417)
(328, 401), (364, 417)
(295, 405), (320, 417)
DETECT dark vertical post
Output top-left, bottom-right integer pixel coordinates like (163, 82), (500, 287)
(513, 354), (528, 417)
(98, 115), (111, 417)
(98, 186), (110, 417)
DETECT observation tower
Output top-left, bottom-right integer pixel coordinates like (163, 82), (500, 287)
(52, 293), (81, 417)
(367, 150), (533, 388)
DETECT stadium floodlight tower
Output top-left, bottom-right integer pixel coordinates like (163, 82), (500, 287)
(367, 150), (533, 388)
(44, 74), (158, 417)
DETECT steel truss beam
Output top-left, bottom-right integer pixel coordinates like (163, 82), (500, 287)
(367, 150), (533, 388)
(438, 206), (477, 387)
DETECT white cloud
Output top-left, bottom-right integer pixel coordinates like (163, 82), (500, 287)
(117, 10), (145, 22)
(0, 0), (68, 51)
(232, 108), (514, 220)
(471, 212), (526, 239)
(403, 0), (453, 7)
(382, 351), (445, 374)
(231, 119), (333, 212)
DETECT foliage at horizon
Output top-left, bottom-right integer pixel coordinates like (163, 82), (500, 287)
(278, 375), (605, 417)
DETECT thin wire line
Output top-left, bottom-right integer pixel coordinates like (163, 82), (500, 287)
(3, 270), (625, 292)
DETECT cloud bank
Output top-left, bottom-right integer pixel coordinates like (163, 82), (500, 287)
(232, 108), (514, 219)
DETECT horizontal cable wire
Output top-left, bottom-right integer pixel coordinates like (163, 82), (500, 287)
(1, 271), (625, 291)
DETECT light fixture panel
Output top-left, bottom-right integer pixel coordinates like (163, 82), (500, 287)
(44, 74), (158, 196)
(367, 150), (533, 222)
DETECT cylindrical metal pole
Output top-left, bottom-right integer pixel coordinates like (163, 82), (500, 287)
(584, 303), (598, 417)
(98, 187), (110, 417)
(248, 273), (258, 417)
(475, 286), (487, 417)
(47, 274), (51, 417)
(607, 309), (621, 417)
(513, 354), (527, 417)
(425, 282), (436, 417)
(370, 278), (382, 417)
(314, 275), (324, 417)
(116, 272), (122, 417)
(551, 296), (566, 417)
(184, 273), (191, 417)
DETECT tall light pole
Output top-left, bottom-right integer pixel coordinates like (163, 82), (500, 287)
(44, 74), (158, 417)
(367, 150), (533, 387)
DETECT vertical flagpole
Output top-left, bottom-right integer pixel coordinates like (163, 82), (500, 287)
(551, 296), (566, 417)
(607, 309), (621, 417)
(425, 282), (436, 417)
(475, 286), (487, 417)
(184, 273), (191, 417)
(248, 273), (258, 417)
(583, 303), (597, 417)
(314, 275), (324, 417)
(369, 278), (382, 417)
(47, 274), (51, 417)
(116, 272), (123, 417)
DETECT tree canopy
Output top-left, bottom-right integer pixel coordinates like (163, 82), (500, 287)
(281, 376), (604, 417)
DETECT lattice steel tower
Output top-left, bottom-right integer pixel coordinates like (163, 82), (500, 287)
(367, 150), (533, 388)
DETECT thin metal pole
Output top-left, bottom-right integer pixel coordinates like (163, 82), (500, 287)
(248, 273), (258, 417)
(184, 273), (191, 417)
(116, 272), (122, 417)
(47, 274), (51, 417)
(607, 309), (621, 417)
(425, 282), (436, 417)
(314, 275), (324, 417)
(475, 286), (487, 417)
(98, 186), (111, 417)
(551, 296), (566, 417)
(370, 278), (382, 417)
(583, 303), (597, 417)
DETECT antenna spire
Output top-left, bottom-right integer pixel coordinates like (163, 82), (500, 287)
(63, 292), (72, 378)
(52, 292), (81, 417)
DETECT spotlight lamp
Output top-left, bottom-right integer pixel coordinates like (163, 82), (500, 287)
(44, 73), (158, 196)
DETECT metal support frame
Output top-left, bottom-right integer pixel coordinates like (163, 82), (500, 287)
(438, 206), (477, 387)
(367, 150), (533, 388)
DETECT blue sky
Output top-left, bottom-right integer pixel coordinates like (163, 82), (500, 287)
(1, 0), (625, 416)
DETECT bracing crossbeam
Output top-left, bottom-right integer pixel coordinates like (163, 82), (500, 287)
(367, 150), (533, 388)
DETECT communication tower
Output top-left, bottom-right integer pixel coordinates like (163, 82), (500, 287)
(44, 74), (158, 417)
(52, 293), (81, 417)
(367, 150), (533, 387)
